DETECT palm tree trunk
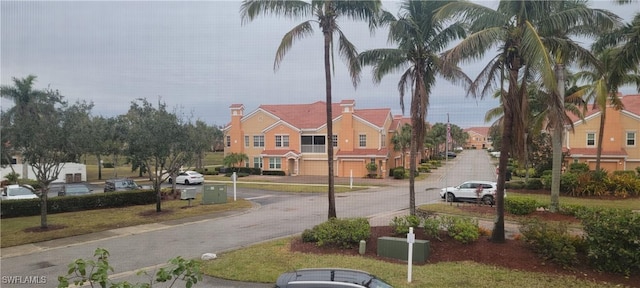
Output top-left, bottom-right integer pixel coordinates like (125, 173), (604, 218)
(595, 111), (605, 171)
(550, 64), (564, 212)
(323, 26), (336, 219)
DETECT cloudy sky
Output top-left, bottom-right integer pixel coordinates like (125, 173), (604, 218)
(2, 1), (638, 128)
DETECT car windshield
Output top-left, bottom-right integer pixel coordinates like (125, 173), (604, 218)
(7, 186), (34, 196)
(115, 180), (137, 188)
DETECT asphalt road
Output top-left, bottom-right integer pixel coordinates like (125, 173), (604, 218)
(0, 149), (497, 287)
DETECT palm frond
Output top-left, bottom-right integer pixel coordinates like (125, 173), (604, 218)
(274, 21), (314, 70)
(240, 0), (311, 24)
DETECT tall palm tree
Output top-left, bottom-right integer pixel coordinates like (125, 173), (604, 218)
(240, 0), (381, 219)
(358, 0), (470, 216)
(437, 0), (606, 242)
(593, 12), (640, 85)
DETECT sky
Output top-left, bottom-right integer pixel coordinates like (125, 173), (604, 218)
(1, 1), (638, 129)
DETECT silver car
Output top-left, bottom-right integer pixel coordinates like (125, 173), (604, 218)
(275, 268), (392, 288)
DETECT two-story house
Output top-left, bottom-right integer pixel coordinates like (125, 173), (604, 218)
(224, 100), (411, 178)
(464, 127), (493, 150)
(564, 94), (640, 172)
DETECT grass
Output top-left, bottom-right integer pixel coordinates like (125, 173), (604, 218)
(199, 237), (617, 288)
(0, 194), (252, 248)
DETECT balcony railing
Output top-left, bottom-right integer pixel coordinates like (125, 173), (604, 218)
(301, 144), (325, 153)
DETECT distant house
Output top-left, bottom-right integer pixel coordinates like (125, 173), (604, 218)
(223, 100), (412, 178)
(564, 94), (640, 172)
(464, 127), (492, 150)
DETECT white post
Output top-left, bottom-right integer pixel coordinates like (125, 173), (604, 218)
(407, 227), (415, 283)
(350, 169), (353, 189)
(232, 172), (237, 201)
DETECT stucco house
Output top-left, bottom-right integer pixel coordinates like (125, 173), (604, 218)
(564, 94), (640, 172)
(464, 127), (493, 150)
(223, 100), (411, 178)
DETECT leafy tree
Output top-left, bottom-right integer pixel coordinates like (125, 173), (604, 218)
(240, 0), (382, 219)
(223, 152), (249, 172)
(359, 0), (470, 215)
(190, 120), (217, 169)
(391, 123), (411, 169)
(125, 99), (194, 212)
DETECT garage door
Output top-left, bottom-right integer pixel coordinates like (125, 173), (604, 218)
(341, 161), (366, 178)
(300, 160), (327, 176)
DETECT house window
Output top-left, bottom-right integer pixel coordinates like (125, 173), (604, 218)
(253, 135), (264, 147)
(244, 136), (249, 147)
(301, 135), (326, 153)
(226, 136), (231, 147)
(359, 134), (367, 147)
(275, 135), (289, 147)
(269, 157), (281, 169)
(253, 157), (263, 169)
(586, 132), (596, 146)
(381, 133), (386, 148)
(332, 135), (338, 147)
(627, 132), (636, 146)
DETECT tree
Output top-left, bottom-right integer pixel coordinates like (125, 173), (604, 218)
(223, 152), (249, 172)
(125, 99), (194, 212)
(190, 120), (217, 170)
(359, 0), (470, 215)
(391, 123), (411, 169)
(240, 0), (381, 219)
(1, 75), (79, 228)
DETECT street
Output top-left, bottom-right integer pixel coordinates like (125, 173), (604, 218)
(0, 149), (497, 287)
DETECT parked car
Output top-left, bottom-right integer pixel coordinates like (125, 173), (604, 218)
(490, 151), (501, 158)
(438, 151), (457, 159)
(440, 180), (506, 205)
(168, 170), (204, 185)
(55, 183), (93, 197)
(104, 178), (142, 192)
(1, 184), (38, 200)
(275, 268), (392, 288)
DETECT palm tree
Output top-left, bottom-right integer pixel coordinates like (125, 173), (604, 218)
(391, 123), (412, 169)
(593, 12), (640, 86)
(437, 0), (609, 242)
(358, 0), (470, 216)
(240, 0), (381, 219)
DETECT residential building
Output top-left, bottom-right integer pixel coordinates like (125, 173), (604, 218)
(564, 94), (640, 172)
(464, 127), (492, 150)
(223, 100), (411, 178)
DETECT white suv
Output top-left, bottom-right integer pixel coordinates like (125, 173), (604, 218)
(440, 180), (505, 205)
(1, 184), (39, 200)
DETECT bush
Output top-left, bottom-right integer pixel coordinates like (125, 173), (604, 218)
(525, 179), (543, 190)
(579, 208), (640, 276)
(102, 162), (114, 168)
(519, 218), (579, 268)
(441, 216), (479, 244)
(422, 216), (442, 241)
(262, 170), (286, 176)
(608, 173), (640, 197)
(505, 181), (525, 190)
(569, 162), (589, 173)
(306, 218), (370, 248)
(560, 172), (579, 194)
(505, 197), (539, 215)
(390, 215), (421, 235)
(392, 168), (406, 179)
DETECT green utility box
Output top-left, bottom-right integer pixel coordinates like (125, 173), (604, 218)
(377, 237), (430, 263)
(202, 184), (227, 204)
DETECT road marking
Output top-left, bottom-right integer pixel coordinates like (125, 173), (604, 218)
(245, 195), (273, 200)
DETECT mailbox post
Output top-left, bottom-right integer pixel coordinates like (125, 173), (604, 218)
(407, 227), (415, 283)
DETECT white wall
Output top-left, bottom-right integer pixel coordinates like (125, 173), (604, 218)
(0, 163), (87, 183)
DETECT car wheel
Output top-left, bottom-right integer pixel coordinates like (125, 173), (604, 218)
(184, 179), (190, 185)
(446, 192), (455, 202)
(482, 195), (494, 205)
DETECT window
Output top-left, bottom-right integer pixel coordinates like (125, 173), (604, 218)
(226, 136), (231, 147)
(626, 132), (636, 146)
(253, 135), (264, 147)
(269, 157), (281, 169)
(381, 133), (386, 148)
(301, 135), (326, 153)
(253, 157), (262, 169)
(359, 134), (367, 147)
(332, 135), (338, 147)
(244, 136), (249, 147)
(275, 135), (289, 147)
(587, 132), (596, 146)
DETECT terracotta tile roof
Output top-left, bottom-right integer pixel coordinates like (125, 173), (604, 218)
(260, 149), (301, 157)
(229, 104), (244, 109)
(391, 116), (411, 131)
(465, 127), (490, 135)
(336, 148), (389, 158)
(258, 101), (391, 130)
(568, 94), (640, 123)
(567, 148), (627, 157)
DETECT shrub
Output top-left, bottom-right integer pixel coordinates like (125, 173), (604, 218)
(102, 162), (114, 168)
(392, 168), (406, 179)
(541, 174), (552, 190)
(505, 197), (538, 215)
(608, 173), (640, 197)
(505, 181), (525, 190)
(390, 215), (421, 235)
(569, 162), (589, 173)
(519, 218), (578, 268)
(525, 179), (543, 190)
(301, 229), (317, 243)
(422, 217), (442, 240)
(308, 218), (370, 248)
(612, 170), (636, 177)
(262, 170), (286, 176)
(441, 216), (479, 244)
(559, 172), (578, 194)
(579, 208), (640, 276)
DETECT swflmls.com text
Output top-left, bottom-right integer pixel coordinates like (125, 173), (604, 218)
(2, 276), (47, 285)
